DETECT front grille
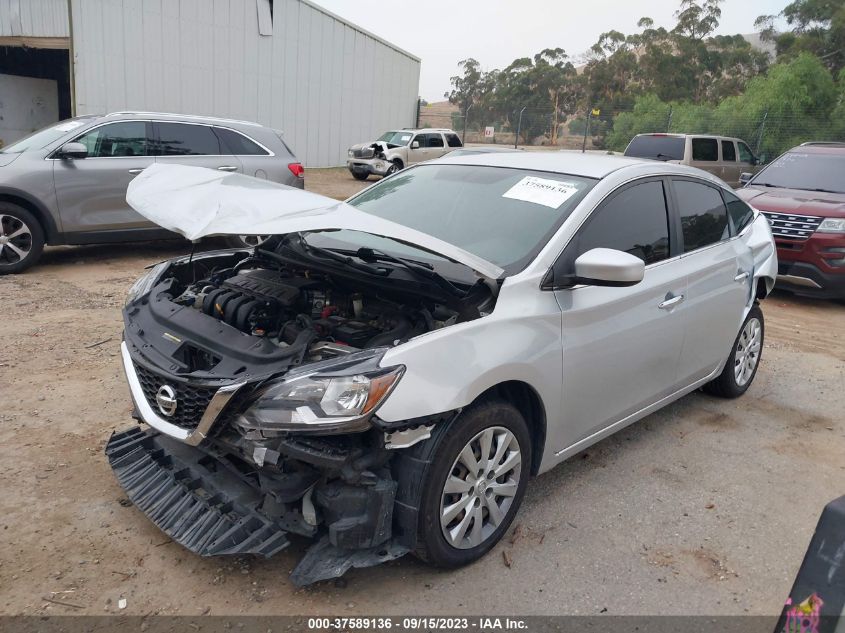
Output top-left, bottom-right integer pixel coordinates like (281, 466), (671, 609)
(353, 147), (374, 159)
(133, 362), (217, 429)
(762, 211), (823, 241)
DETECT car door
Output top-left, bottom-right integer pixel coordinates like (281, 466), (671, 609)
(553, 178), (687, 446)
(669, 178), (751, 386)
(408, 133), (430, 164)
(720, 139), (740, 187)
(153, 121), (243, 174)
(427, 132), (448, 158)
(52, 120), (157, 232)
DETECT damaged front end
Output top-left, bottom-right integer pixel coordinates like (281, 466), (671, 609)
(109, 244), (487, 585)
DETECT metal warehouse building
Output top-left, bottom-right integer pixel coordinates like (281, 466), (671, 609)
(0, 0), (421, 166)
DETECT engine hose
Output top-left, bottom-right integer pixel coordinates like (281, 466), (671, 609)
(366, 315), (412, 347)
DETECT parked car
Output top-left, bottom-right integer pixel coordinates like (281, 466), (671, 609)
(736, 142), (845, 299)
(346, 128), (461, 180)
(624, 133), (761, 188)
(0, 112), (304, 273)
(107, 153), (776, 586)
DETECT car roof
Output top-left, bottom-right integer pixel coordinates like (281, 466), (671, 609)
(429, 149), (726, 184)
(789, 143), (845, 155)
(634, 133), (743, 141)
(102, 111), (263, 127)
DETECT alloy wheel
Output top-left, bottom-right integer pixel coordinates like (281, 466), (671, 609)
(440, 426), (522, 550)
(0, 214), (33, 265)
(734, 317), (762, 387)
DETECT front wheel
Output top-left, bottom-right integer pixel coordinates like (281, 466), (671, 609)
(351, 171), (369, 181)
(413, 400), (531, 567)
(0, 204), (44, 274)
(704, 305), (764, 398)
(384, 161), (402, 176)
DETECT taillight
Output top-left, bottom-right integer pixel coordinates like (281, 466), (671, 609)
(288, 163), (304, 178)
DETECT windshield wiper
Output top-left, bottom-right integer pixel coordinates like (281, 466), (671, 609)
(347, 246), (467, 298)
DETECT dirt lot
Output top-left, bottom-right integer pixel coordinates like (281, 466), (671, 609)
(1, 168), (844, 617)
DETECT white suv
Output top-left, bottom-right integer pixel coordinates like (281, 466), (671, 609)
(347, 128), (462, 179)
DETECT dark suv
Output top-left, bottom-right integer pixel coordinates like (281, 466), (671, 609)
(736, 143), (845, 299)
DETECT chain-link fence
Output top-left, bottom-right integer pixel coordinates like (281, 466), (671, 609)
(418, 103), (845, 161)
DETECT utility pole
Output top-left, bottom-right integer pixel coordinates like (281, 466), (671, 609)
(515, 106), (526, 149)
(581, 109), (592, 153)
(461, 103), (474, 145)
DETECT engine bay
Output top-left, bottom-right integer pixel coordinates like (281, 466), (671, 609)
(163, 248), (494, 366)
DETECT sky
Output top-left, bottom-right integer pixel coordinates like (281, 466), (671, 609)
(312, 0), (788, 101)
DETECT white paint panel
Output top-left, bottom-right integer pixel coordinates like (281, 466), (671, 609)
(0, 73), (58, 145)
(1, 0), (69, 38)
(70, 0), (420, 166)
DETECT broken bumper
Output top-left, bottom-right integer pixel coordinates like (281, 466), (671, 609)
(105, 426), (408, 585)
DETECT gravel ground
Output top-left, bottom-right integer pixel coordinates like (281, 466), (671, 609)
(0, 168), (843, 617)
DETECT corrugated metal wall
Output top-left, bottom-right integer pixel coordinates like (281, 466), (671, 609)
(69, 0), (421, 167)
(0, 0), (69, 37)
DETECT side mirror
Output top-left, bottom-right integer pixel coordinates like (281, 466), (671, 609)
(59, 142), (88, 159)
(411, 141), (420, 149)
(572, 248), (644, 287)
(739, 172), (753, 186)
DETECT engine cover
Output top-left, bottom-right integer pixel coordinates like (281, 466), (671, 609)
(221, 269), (315, 306)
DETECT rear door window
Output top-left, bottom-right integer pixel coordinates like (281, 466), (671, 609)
(673, 179), (730, 251)
(691, 138), (718, 161)
(426, 133), (445, 148)
(721, 140), (737, 162)
(156, 123), (222, 156)
(624, 135), (685, 161)
(572, 180), (671, 265)
(445, 133), (462, 148)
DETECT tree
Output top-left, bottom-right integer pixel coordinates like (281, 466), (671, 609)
(445, 58), (484, 126)
(532, 48), (580, 143)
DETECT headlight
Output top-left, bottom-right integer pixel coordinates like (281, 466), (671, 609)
(236, 366), (404, 436)
(375, 161), (385, 171)
(817, 218), (845, 233)
(125, 262), (169, 306)
(348, 149), (354, 157)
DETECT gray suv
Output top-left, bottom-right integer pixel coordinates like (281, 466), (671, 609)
(0, 112), (304, 273)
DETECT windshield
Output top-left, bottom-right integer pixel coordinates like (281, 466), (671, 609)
(625, 135), (685, 161)
(376, 131), (413, 146)
(0, 117), (95, 154)
(334, 164), (595, 272)
(751, 152), (845, 193)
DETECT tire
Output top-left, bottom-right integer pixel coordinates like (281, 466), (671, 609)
(225, 235), (271, 249)
(351, 171), (369, 181)
(703, 305), (764, 398)
(0, 203), (44, 274)
(385, 161), (402, 176)
(413, 399), (531, 567)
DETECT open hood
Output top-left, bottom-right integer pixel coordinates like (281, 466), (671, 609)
(126, 164), (504, 280)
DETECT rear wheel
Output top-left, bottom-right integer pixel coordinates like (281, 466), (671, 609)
(413, 400), (531, 567)
(703, 305), (764, 398)
(0, 203), (44, 274)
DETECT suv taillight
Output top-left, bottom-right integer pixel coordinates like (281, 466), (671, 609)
(288, 163), (304, 178)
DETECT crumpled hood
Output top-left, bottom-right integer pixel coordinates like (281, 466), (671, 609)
(738, 187), (845, 218)
(126, 163), (504, 280)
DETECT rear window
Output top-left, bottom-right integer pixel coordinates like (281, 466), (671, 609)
(214, 127), (269, 155)
(445, 133), (462, 148)
(624, 135), (685, 161)
(750, 152), (845, 194)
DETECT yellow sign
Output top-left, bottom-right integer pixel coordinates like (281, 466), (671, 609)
(591, 108), (601, 117)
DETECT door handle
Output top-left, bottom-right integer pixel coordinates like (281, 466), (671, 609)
(658, 294), (685, 310)
(217, 165), (238, 172)
(734, 271), (750, 282)
(128, 168), (145, 174)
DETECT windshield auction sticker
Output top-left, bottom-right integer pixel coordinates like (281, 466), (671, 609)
(502, 176), (579, 209)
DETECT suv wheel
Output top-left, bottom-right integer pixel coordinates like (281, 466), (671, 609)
(704, 305), (764, 398)
(385, 161), (402, 176)
(413, 400), (531, 567)
(352, 171), (369, 181)
(0, 204), (44, 274)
